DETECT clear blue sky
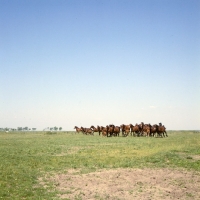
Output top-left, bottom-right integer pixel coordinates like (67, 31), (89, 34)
(0, 0), (200, 130)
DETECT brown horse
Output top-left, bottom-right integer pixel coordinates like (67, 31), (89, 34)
(120, 124), (131, 137)
(156, 123), (168, 137)
(97, 125), (102, 136)
(90, 125), (99, 135)
(84, 128), (94, 135)
(120, 124), (125, 136)
(145, 124), (151, 137)
(130, 124), (141, 136)
(106, 124), (115, 137)
(74, 126), (82, 133)
(139, 122), (151, 137)
(101, 126), (108, 137)
(150, 124), (157, 137)
(80, 127), (87, 135)
(113, 126), (120, 137)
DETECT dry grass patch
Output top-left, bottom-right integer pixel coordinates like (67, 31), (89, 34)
(39, 168), (200, 200)
(177, 152), (200, 161)
(54, 146), (92, 157)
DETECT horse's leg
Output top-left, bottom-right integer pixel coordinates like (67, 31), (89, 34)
(165, 131), (168, 137)
(162, 132), (165, 137)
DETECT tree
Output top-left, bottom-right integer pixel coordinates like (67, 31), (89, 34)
(23, 127), (29, 131)
(54, 126), (58, 131)
(18, 127), (22, 131)
(59, 127), (62, 131)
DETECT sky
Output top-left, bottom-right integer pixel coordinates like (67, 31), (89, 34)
(0, 0), (200, 130)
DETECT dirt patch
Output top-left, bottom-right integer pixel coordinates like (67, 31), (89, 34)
(40, 168), (200, 200)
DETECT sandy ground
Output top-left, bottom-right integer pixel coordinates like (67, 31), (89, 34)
(40, 168), (200, 200)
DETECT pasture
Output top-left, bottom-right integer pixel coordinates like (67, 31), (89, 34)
(0, 131), (200, 199)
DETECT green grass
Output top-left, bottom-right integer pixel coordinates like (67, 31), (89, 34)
(0, 131), (199, 199)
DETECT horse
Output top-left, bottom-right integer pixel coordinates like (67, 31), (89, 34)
(97, 125), (102, 136)
(90, 125), (99, 135)
(84, 128), (94, 136)
(113, 126), (120, 137)
(101, 126), (108, 137)
(150, 124), (157, 137)
(139, 122), (151, 137)
(120, 124), (131, 137)
(156, 123), (168, 137)
(106, 124), (115, 137)
(74, 126), (82, 133)
(130, 124), (141, 136)
(80, 127), (87, 135)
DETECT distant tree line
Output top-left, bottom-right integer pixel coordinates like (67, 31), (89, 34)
(43, 127), (62, 131)
(0, 127), (37, 131)
(0, 126), (63, 132)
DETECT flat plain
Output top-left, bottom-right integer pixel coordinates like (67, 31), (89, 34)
(0, 131), (199, 199)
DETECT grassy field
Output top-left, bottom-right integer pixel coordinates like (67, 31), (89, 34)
(0, 131), (199, 199)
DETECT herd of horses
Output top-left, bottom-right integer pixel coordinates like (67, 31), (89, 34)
(74, 122), (168, 137)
